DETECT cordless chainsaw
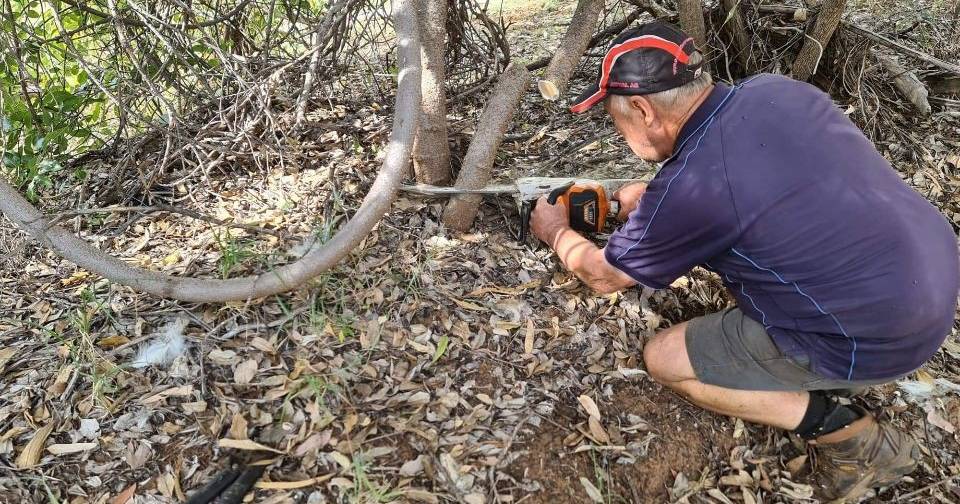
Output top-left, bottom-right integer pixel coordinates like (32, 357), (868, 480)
(399, 177), (639, 240)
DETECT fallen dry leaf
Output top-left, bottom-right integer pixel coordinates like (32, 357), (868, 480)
(47, 442), (97, 455)
(0, 347), (17, 373)
(217, 438), (284, 454)
(579, 477), (604, 503)
(925, 402), (956, 433)
(46, 365), (74, 395)
(524, 319), (535, 354)
(578, 395), (601, 421)
(587, 416), (610, 444)
(97, 335), (131, 348)
(141, 384), (194, 406)
(229, 412), (249, 440)
(110, 484), (137, 504)
(708, 488), (736, 504)
(786, 454), (807, 475)
(404, 488), (440, 503)
(16, 423), (54, 468)
(234, 359), (258, 384)
(255, 474), (333, 489)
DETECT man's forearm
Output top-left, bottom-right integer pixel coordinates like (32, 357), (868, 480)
(547, 226), (636, 294)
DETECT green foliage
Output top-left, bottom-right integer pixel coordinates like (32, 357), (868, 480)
(348, 456), (402, 503)
(214, 230), (257, 279)
(1, 1), (111, 200)
(0, 0), (338, 199)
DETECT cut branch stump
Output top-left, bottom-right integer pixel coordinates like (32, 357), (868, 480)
(537, 0), (604, 100)
(443, 63), (531, 231)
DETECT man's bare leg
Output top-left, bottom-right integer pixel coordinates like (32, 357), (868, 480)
(642, 322), (808, 430)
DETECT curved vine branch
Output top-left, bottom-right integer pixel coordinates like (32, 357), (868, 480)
(0, 0), (422, 303)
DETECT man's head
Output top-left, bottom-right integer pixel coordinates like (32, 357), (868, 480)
(570, 22), (713, 161)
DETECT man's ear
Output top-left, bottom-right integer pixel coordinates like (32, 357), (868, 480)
(629, 95), (656, 127)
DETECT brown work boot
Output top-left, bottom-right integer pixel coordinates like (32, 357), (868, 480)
(812, 411), (919, 502)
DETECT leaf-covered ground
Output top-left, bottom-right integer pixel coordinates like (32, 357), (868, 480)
(2, 1), (960, 503)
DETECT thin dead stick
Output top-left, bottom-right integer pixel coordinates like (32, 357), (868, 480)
(843, 23), (960, 76)
(896, 474), (960, 501)
(50, 205), (284, 238)
(219, 305), (310, 340)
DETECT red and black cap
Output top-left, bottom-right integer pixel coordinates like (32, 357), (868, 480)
(570, 21), (702, 114)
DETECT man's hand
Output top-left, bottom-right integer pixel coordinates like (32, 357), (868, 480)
(530, 194), (637, 294)
(530, 196), (569, 247)
(613, 182), (648, 221)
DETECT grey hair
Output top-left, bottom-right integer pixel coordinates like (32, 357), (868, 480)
(608, 51), (712, 117)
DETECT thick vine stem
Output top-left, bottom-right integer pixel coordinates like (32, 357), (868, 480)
(0, 0), (422, 303)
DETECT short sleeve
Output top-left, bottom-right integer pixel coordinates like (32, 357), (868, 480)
(603, 158), (740, 289)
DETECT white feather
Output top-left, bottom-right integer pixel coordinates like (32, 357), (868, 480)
(130, 316), (189, 369)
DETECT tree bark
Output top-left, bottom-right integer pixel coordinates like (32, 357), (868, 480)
(443, 63), (531, 231)
(537, 0), (603, 101)
(721, 0), (752, 71)
(874, 50), (931, 116)
(677, 0), (707, 52)
(0, 0), (422, 303)
(791, 0), (846, 81)
(411, 0), (451, 185)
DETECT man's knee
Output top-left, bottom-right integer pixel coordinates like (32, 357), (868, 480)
(643, 322), (695, 385)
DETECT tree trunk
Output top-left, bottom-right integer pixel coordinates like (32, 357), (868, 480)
(0, 0), (423, 303)
(677, 0), (707, 53)
(874, 50), (931, 116)
(721, 0), (752, 71)
(412, 0), (451, 185)
(537, 0), (603, 101)
(792, 0), (846, 81)
(443, 63), (531, 231)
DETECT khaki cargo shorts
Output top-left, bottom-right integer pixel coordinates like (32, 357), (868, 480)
(685, 307), (906, 392)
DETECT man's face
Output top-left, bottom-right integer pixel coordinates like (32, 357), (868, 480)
(603, 96), (672, 162)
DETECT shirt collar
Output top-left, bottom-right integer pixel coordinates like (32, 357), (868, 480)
(673, 82), (731, 152)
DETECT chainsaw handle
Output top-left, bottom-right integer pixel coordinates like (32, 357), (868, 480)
(546, 181), (575, 205)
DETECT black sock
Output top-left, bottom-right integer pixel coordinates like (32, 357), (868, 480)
(793, 391), (864, 440)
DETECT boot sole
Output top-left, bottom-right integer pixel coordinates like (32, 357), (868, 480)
(828, 469), (878, 503)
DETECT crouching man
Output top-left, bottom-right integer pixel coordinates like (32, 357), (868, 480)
(530, 21), (959, 502)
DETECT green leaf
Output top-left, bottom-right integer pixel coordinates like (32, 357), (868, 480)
(433, 335), (449, 362)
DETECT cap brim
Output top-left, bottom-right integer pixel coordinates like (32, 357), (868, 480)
(569, 82), (606, 114)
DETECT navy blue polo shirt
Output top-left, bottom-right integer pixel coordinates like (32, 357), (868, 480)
(605, 74), (959, 381)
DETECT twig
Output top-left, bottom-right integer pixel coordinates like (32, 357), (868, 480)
(896, 474), (960, 501)
(219, 305), (309, 340)
(49, 205), (284, 238)
(843, 22), (960, 76)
